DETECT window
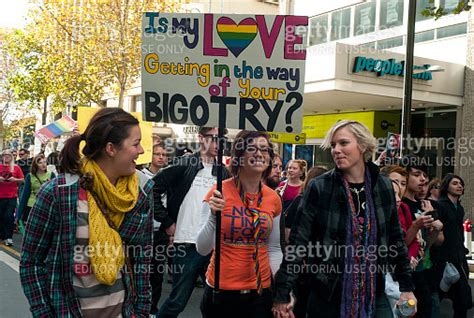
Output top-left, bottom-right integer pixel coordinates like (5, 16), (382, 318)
(295, 145), (314, 168)
(380, 0), (404, 29)
(359, 41), (376, 50)
(330, 8), (351, 41)
(415, 29), (435, 43)
(132, 95), (142, 113)
(439, 0), (462, 14)
(282, 144), (293, 168)
(377, 36), (404, 49)
(416, 0), (432, 22)
(355, 1), (376, 35)
(314, 147), (335, 170)
(309, 14), (328, 45)
(437, 23), (467, 39)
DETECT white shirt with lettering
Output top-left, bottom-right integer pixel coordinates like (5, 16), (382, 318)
(174, 162), (216, 244)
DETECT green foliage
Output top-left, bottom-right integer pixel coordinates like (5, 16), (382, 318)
(3, 117), (36, 147)
(422, 0), (471, 20)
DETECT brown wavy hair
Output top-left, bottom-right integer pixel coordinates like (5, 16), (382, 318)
(60, 108), (139, 175)
(30, 154), (47, 176)
(230, 130), (274, 180)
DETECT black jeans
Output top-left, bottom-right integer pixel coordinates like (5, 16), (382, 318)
(306, 289), (393, 318)
(0, 198), (17, 240)
(150, 229), (171, 314)
(413, 270), (433, 318)
(200, 285), (272, 318)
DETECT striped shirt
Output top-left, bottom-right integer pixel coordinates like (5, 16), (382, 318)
(73, 187), (125, 317)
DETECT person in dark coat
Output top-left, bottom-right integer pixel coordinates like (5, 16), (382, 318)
(272, 120), (415, 318)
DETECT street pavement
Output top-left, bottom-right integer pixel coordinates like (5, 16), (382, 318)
(1, 232), (473, 317)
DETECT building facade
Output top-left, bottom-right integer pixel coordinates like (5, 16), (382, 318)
(284, 0), (473, 217)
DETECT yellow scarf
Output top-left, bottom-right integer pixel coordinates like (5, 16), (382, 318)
(81, 159), (139, 285)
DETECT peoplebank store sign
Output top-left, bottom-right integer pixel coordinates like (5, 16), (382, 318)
(352, 56), (433, 81)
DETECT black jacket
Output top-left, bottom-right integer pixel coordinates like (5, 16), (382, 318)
(431, 196), (468, 264)
(152, 152), (230, 230)
(274, 161), (414, 303)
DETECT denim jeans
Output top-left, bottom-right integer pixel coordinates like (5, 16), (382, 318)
(156, 243), (210, 318)
(0, 198), (17, 240)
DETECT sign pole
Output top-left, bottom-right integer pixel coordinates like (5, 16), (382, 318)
(400, 0), (416, 156)
(213, 120), (225, 303)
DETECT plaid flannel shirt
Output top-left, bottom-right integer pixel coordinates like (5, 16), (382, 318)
(20, 172), (154, 318)
(273, 162), (414, 303)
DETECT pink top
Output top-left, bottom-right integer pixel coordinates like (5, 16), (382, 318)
(278, 181), (302, 202)
(0, 164), (24, 198)
(398, 201), (420, 259)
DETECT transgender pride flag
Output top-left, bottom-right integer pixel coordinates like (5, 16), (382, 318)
(35, 115), (77, 144)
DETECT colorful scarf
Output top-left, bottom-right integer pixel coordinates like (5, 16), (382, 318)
(340, 166), (378, 317)
(234, 176), (263, 293)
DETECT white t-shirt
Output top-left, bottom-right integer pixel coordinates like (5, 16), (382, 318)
(174, 162), (216, 244)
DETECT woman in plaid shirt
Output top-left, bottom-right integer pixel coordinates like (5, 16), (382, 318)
(20, 108), (154, 318)
(272, 120), (416, 318)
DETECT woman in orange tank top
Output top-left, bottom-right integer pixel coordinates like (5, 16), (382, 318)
(196, 130), (282, 318)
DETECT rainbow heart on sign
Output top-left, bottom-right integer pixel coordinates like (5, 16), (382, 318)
(216, 17), (258, 57)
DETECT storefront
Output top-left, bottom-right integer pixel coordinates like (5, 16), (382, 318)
(285, 43), (464, 178)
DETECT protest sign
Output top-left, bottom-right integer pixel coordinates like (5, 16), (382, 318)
(386, 132), (401, 159)
(142, 13), (308, 133)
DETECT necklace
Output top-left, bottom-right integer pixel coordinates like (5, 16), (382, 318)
(247, 193), (257, 204)
(349, 186), (365, 215)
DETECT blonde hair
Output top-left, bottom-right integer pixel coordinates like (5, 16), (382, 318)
(321, 120), (376, 162)
(1, 149), (15, 172)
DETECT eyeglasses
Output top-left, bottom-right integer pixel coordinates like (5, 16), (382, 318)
(432, 185), (441, 189)
(246, 145), (270, 154)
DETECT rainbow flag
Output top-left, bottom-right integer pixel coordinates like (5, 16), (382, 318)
(35, 115), (76, 144)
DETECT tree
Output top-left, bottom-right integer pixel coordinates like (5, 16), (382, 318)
(5, 29), (57, 125)
(30, 0), (185, 109)
(0, 28), (35, 149)
(2, 117), (36, 150)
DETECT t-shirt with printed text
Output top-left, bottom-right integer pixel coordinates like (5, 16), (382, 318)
(204, 178), (282, 290)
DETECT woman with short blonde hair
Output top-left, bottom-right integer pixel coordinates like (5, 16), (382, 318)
(321, 120), (377, 162)
(273, 120), (415, 317)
